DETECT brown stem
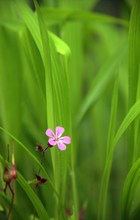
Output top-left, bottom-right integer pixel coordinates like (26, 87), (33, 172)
(38, 146), (49, 175)
(3, 183), (8, 195)
(32, 146), (49, 220)
(6, 183), (14, 220)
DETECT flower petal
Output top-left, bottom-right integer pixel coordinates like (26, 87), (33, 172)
(45, 129), (55, 138)
(48, 138), (57, 146)
(59, 136), (71, 144)
(56, 126), (64, 138)
(57, 141), (66, 151)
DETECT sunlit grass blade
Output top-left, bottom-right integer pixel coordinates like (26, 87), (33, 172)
(15, 0), (70, 58)
(75, 44), (127, 126)
(34, 0), (73, 219)
(0, 22), (22, 144)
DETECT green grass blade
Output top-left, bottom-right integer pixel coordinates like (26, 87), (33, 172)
(15, 0), (70, 58)
(121, 157), (140, 219)
(98, 99), (140, 220)
(128, 0), (140, 108)
(128, 0), (140, 165)
(113, 100), (140, 146)
(98, 78), (119, 220)
(34, 1), (73, 219)
(41, 8), (129, 27)
(75, 44), (127, 126)
(0, 22), (22, 143)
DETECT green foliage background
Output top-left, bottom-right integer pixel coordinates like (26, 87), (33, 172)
(0, 0), (140, 220)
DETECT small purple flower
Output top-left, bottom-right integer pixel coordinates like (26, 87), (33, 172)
(45, 126), (71, 151)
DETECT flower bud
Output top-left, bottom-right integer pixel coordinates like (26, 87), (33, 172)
(35, 174), (47, 187)
(3, 167), (11, 184)
(10, 164), (17, 179)
(36, 144), (45, 153)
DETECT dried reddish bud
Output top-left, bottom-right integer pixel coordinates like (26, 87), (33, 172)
(3, 167), (11, 184)
(36, 144), (45, 153)
(10, 164), (17, 180)
(35, 175), (47, 187)
(66, 208), (71, 217)
(78, 208), (86, 220)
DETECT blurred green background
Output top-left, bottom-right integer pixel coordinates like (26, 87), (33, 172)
(0, 0), (140, 220)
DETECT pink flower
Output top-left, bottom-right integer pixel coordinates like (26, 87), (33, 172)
(45, 126), (71, 151)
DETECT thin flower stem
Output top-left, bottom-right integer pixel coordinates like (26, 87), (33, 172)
(32, 146), (49, 220)
(44, 146), (49, 152)
(38, 146), (49, 175)
(3, 183), (8, 194)
(6, 183), (14, 220)
(38, 152), (45, 175)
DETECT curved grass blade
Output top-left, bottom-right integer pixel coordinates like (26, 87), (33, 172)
(75, 44), (127, 126)
(98, 99), (140, 220)
(121, 157), (140, 219)
(41, 8), (128, 27)
(34, 1), (71, 219)
(113, 100), (140, 146)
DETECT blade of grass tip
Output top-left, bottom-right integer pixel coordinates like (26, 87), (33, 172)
(98, 77), (119, 220)
(121, 157), (140, 219)
(33, 0), (55, 129)
(0, 155), (49, 220)
(98, 99), (140, 220)
(75, 43), (127, 127)
(15, 0), (70, 58)
(128, 0), (140, 165)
